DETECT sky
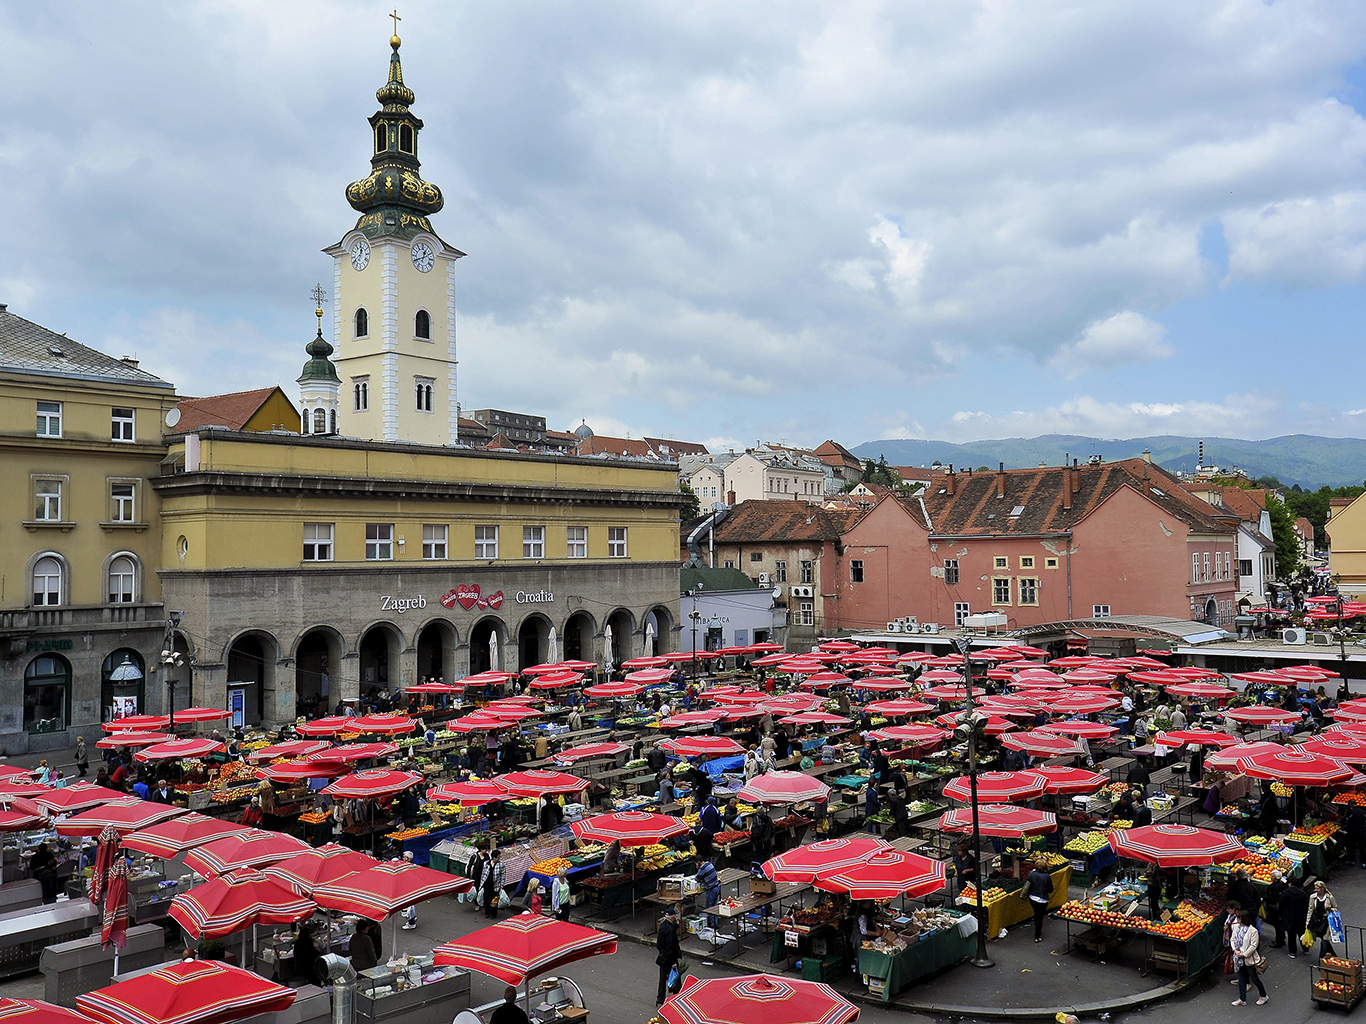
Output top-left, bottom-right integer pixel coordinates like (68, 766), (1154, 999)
(4, 1), (1366, 453)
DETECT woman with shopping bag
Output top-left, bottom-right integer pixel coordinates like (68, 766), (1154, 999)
(1308, 881), (1339, 957)
(1230, 909), (1269, 1006)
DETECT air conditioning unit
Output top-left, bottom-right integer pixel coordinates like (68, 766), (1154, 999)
(886, 622), (903, 633)
(758, 573), (771, 586)
(921, 622), (940, 635)
(902, 621), (921, 634)
(1312, 632), (1333, 646)
(1282, 627), (1307, 645)
(790, 585), (813, 598)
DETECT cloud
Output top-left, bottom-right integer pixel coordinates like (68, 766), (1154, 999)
(1050, 311), (1174, 377)
(942, 393), (1282, 441)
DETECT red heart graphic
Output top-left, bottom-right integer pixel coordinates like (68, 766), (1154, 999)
(486, 591), (504, 610)
(455, 583), (481, 610)
(439, 589), (459, 609)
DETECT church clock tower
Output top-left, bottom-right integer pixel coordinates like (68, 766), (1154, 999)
(325, 24), (464, 445)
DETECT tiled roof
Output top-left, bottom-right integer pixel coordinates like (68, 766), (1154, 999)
(645, 436), (709, 456)
(576, 435), (657, 458)
(0, 308), (173, 389)
(1184, 484), (1268, 523)
(919, 458), (1236, 537)
(173, 388), (281, 432)
(1295, 517), (1314, 536)
(713, 499), (864, 544)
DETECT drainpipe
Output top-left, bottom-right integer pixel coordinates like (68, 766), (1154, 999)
(1065, 533), (1073, 619)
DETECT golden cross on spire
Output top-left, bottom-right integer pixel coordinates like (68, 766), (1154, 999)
(311, 283), (327, 326)
(390, 9), (401, 36)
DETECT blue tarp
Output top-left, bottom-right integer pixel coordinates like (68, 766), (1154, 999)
(701, 754), (744, 777)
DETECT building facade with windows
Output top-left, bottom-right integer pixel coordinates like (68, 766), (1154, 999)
(0, 305), (181, 751)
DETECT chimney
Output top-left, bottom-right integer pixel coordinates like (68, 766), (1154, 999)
(1061, 461), (1072, 511)
(120, 356), (140, 369)
(1141, 448), (1152, 464)
(1070, 458), (1081, 499)
(945, 464), (956, 496)
(996, 461), (1007, 498)
(1198, 440), (1205, 468)
(726, 490), (736, 505)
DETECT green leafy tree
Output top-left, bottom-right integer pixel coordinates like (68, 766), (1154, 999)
(1265, 493), (1301, 578)
(678, 480), (701, 520)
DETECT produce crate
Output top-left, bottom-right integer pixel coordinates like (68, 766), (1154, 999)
(1312, 964), (1365, 1010)
(801, 953), (847, 983)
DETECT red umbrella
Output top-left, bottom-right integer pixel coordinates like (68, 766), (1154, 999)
(313, 860), (470, 920)
(99, 859), (129, 953)
(346, 714), (416, 735)
(659, 711), (726, 728)
(738, 771), (831, 805)
(122, 814), (246, 858)
(172, 708), (229, 724)
(404, 682), (463, 695)
(585, 681), (649, 699)
(88, 826), (120, 905)
(779, 712), (851, 727)
(1225, 706), (1301, 726)
(868, 723), (950, 747)
(919, 669), (968, 683)
(921, 684), (985, 701)
(1038, 720), (1118, 739)
(813, 849), (945, 900)
(463, 671), (516, 686)
(707, 691), (769, 705)
(864, 699), (934, 716)
(757, 695), (825, 714)
(933, 713), (1017, 735)
(57, 800), (187, 837)
(625, 668), (675, 685)
(1108, 823), (1243, 867)
(662, 736), (744, 756)
(551, 742), (629, 765)
(0, 998), (105, 1024)
(799, 672), (853, 689)
(1300, 734), (1366, 763)
(1155, 729), (1238, 749)
(942, 771), (1048, 803)
(857, 679), (919, 693)
(168, 869), (316, 939)
(77, 961), (295, 1024)
(495, 770), (590, 798)
(939, 804), (1058, 838)
(324, 742), (400, 761)
(253, 758), (346, 784)
(32, 784), (125, 815)
(322, 769), (424, 799)
(0, 809), (46, 832)
(622, 656), (670, 669)
(1164, 682), (1235, 700)
(294, 716), (356, 737)
(96, 732), (171, 750)
(659, 974), (858, 1024)
(1237, 748), (1359, 786)
(184, 830), (310, 877)
(134, 738), (226, 762)
(527, 673), (583, 690)
(246, 741), (330, 764)
(570, 811), (691, 847)
(1206, 740), (1292, 772)
(1040, 694), (1122, 715)
(264, 844), (376, 893)
(433, 912), (617, 986)
(102, 715), (170, 733)
(449, 715), (510, 733)
(427, 780), (511, 806)
(1028, 766), (1107, 795)
(760, 837), (892, 883)
(999, 731), (1084, 757)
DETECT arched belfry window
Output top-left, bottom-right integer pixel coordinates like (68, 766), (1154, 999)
(399, 124), (414, 154)
(414, 310), (431, 339)
(354, 308), (368, 338)
(375, 123), (387, 153)
(313, 408), (327, 434)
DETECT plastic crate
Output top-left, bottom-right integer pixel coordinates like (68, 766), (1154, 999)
(801, 954), (847, 983)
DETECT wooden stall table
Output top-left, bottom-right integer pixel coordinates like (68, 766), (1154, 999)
(858, 910), (976, 1001)
(642, 867), (747, 933)
(702, 881), (803, 956)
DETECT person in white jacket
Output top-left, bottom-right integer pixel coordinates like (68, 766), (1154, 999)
(1230, 908), (1268, 1006)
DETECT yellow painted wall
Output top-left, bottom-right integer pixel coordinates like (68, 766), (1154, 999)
(241, 388), (301, 433)
(1328, 495), (1366, 595)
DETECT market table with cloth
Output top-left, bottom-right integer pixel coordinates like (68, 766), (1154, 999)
(962, 865), (1072, 940)
(1285, 835), (1333, 878)
(858, 911), (977, 1001)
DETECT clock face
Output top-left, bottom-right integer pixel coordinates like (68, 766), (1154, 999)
(350, 238), (371, 271)
(411, 242), (435, 274)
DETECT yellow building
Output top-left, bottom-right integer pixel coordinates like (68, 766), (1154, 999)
(1328, 494), (1366, 597)
(0, 304), (180, 751)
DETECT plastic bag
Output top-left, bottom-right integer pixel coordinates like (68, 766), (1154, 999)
(667, 966), (679, 990)
(1329, 910), (1346, 947)
(1303, 927), (1315, 949)
(497, 888), (511, 909)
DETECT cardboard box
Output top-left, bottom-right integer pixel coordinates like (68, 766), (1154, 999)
(750, 877), (776, 895)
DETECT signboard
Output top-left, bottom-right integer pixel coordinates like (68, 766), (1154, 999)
(784, 930), (799, 948)
(229, 688), (246, 729)
(110, 695), (139, 720)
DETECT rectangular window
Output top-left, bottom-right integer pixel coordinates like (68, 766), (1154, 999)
(798, 601), (815, 627)
(1019, 577), (1039, 605)
(365, 523), (393, 560)
(954, 602), (971, 627)
(1045, 557), (1058, 569)
(422, 524), (448, 560)
(110, 482), (135, 522)
(944, 559), (960, 585)
(523, 525), (545, 559)
(1093, 604), (1111, 618)
(108, 563), (134, 604)
(110, 407), (135, 442)
(992, 577), (1011, 604)
(774, 560), (787, 583)
(566, 526), (587, 558)
(1202, 552), (1210, 581)
(475, 525), (499, 559)
(994, 556), (1008, 569)
(303, 523), (334, 561)
(1223, 553), (1232, 580)
(36, 401), (61, 437)
(34, 478), (61, 521)
(800, 560), (813, 584)
(1239, 559), (1252, 578)
(1020, 556), (1035, 568)
(1192, 552), (1200, 582)
(750, 552), (763, 562)
(850, 560), (865, 584)
(608, 526), (628, 558)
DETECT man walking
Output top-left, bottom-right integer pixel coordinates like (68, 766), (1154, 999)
(656, 906), (681, 1005)
(482, 849), (505, 920)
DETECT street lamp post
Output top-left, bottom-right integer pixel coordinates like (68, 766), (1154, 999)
(1334, 577), (1349, 697)
(161, 610), (184, 731)
(954, 636), (994, 969)
(688, 585), (703, 685)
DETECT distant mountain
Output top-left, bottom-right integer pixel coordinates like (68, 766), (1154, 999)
(849, 434), (1366, 490)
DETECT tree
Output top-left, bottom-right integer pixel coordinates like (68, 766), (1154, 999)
(1265, 493), (1301, 579)
(678, 480), (701, 520)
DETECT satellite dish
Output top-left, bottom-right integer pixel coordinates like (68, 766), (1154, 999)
(164, 407), (182, 428)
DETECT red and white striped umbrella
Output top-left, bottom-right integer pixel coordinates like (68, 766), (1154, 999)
(933, 713), (1018, 735)
(622, 656), (670, 669)
(0, 808), (45, 831)
(858, 678), (919, 692)
(760, 837), (891, 883)
(737, 771), (831, 805)
(56, 799), (187, 837)
(798, 672), (853, 690)
(757, 695), (825, 714)
(322, 769), (423, 800)
(463, 671), (516, 686)
(433, 913), (617, 987)
(404, 682), (463, 695)
(659, 710), (726, 728)
(527, 672), (584, 690)
(1300, 734), (1366, 763)
(172, 708), (230, 723)
(253, 758), (347, 784)
(77, 960), (295, 1024)
(1236, 748), (1359, 786)
(313, 860), (471, 920)
(919, 670), (968, 684)
(449, 714), (510, 733)
(484, 705), (544, 722)
(96, 732), (171, 749)
(167, 869), (315, 940)
(0, 998), (106, 1024)
(662, 735), (744, 757)
(122, 814), (247, 859)
(32, 784), (125, 815)
(135, 738), (226, 762)
(1155, 729), (1238, 749)
(813, 849), (946, 900)
(183, 830), (310, 877)
(868, 723), (950, 747)
(585, 681), (649, 699)
(345, 714), (416, 735)
(921, 684), (985, 701)
(864, 699), (935, 717)
(246, 741), (330, 764)
(659, 975), (857, 1024)
(1224, 706), (1301, 726)
(624, 669), (674, 685)
(427, 780), (511, 806)
(324, 742), (400, 761)
(1037, 720), (1118, 739)
(999, 731), (1085, 757)
(263, 844), (376, 893)
(942, 771), (1048, 804)
(1205, 740), (1290, 772)
(1040, 693), (1122, 715)
(1028, 766), (1107, 795)
(102, 715), (170, 733)
(570, 811), (691, 847)
(293, 716), (356, 737)
(1109, 823), (1243, 867)
(552, 742), (629, 765)
(1164, 682), (1236, 700)
(495, 770), (589, 798)
(939, 804), (1057, 838)
(779, 712), (851, 727)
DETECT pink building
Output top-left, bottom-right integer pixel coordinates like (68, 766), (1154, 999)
(831, 458), (1239, 633)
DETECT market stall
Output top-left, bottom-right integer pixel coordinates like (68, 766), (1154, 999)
(958, 859), (1072, 940)
(857, 907), (976, 1001)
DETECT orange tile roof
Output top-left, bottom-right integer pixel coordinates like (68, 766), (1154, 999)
(713, 500), (865, 544)
(173, 388), (284, 432)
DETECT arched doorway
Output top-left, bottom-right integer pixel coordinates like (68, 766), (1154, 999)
(24, 654), (70, 734)
(517, 616), (551, 671)
(296, 628), (344, 718)
(643, 606), (674, 655)
(358, 624), (402, 696)
(416, 620), (457, 681)
(1203, 597), (1218, 624)
(605, 608), (635, 669)
(468, 618), (505, 675)
(563, 611), (595, 663)
(102, 648), (146, 722)
(226, 633), (277, 727)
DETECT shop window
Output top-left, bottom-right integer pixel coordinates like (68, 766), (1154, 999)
(566, 526), (587, 558)
(32, 555), (63, 606)
(107, 554), (137, 603)
(24, 654), (70, 734)
(102, 648), (145, 721)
